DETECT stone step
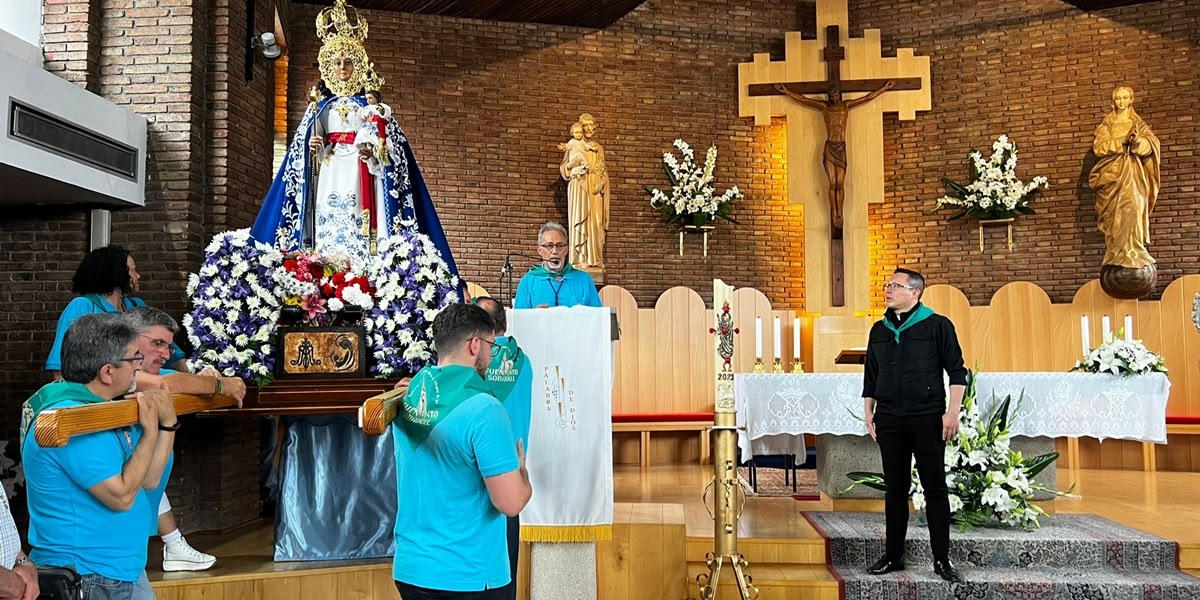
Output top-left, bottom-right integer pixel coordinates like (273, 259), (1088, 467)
(807, 512), (1180, 570)
(838, 565), (1200, 600)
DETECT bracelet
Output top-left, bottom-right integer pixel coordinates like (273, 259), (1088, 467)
(13, 555), (30, 567)
(214, 378), (223, 395)
(159, 421), (182, 432)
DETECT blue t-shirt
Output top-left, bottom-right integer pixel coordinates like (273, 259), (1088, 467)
(45, 295), (186, 371)
(514, 269), (602, 309)
(23, 400), (157, 582)
(392, 394), (520, 591)
(488, 337), (532, 449)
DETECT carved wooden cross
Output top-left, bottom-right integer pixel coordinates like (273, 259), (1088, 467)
(738, 0), (931, 314)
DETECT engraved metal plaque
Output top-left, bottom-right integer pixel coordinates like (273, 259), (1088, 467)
(275, 327), (367, 378)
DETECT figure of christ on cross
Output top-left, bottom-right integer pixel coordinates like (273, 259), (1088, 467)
(773, 79), (895, 231)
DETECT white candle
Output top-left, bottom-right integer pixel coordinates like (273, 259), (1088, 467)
(793, 317), (801, 360)
(1102, 314), (1111, 339)
(1124, 315), (1133, 342)
(773, 317), (781, 360)
(1081, 315), (1090, 355)
(755, 317), (762, 359)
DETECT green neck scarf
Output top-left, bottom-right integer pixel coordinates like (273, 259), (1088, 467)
(397, 364), (493, 450)
(527, 262), (576, 278)
(883, 303), (935, 343)
(484, 337), (528, 403)
(21, 381), (109, 446)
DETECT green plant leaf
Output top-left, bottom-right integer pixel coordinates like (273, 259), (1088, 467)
(1024, 452), (1059, 478)
(1016, 205), (1036, 215)
(941, 177), (971, 198)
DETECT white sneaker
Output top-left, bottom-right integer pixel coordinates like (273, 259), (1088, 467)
(162, 540), (217, 572)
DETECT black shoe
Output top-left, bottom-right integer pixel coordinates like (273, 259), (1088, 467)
(867, 555), (905, 575)
(934, 559), (963, 583)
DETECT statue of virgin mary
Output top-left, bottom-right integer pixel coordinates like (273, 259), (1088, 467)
(250, 0), (458, 276)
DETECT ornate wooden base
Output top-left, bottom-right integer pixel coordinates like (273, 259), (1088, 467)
(1101, 263), (1157, 299)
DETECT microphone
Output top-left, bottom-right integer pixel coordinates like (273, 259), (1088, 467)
(500, 254), (512, 277)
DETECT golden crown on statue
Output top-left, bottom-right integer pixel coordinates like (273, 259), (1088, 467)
(315, 0), (385, 96)
(316, 0), (368, 44)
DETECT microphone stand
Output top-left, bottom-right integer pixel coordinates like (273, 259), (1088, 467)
(498, 253), (541, 307)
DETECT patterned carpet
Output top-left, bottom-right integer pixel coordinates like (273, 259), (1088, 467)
(803, 512), (1200, 599)
(736, 466), (818, 500)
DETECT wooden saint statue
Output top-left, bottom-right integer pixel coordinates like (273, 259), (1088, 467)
(1088, 86), (1161, 299)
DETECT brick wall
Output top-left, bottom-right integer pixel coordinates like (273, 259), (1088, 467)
(857, 0), (1200, 306)
(286, 1), (806, 308)
(284, 0), (1197, 309)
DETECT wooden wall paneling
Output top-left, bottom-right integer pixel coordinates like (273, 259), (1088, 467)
(181, 584), (224, 600)
(601, 285), (641, 415)
(337, 570), (374, 599)
(262, 577), (302, 600)
(299, 573), (338, 600)
(654, 287), (704, 413)
(923, 284), (974, 366)
(372, 568), (402, 600)
(731, 287), (774, 374)
(989, 282), (1054, 371)
(1161, 275), (1200, 414)
(224, 581), (262, 600)
(637, 307), (659, 415)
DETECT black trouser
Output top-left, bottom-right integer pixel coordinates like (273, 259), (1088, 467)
(395, 582), (508, 600)
(874, 411), (950, 563)
(502, 514), (519, 600)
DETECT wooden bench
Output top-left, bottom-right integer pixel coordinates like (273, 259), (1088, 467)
(612, 413), (713, 467)
(1136, 416), (1200, 471)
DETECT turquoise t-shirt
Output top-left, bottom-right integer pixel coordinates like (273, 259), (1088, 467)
(23, 400), (157, 582)
(514, 268), (601, 309)
(392, 394), (519, 591)
(45, 295), (186, 371)
(487, 336), (532, 449)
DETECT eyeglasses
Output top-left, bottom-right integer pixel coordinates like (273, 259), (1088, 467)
(539, 243), (568, 251)
(141, 335), (171, 349)
(476, 337), (501, 358)
(115, 353), (145, 367)
(881, 283), (918, 292)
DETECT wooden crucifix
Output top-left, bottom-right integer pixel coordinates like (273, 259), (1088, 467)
(738, 1), (931, 314)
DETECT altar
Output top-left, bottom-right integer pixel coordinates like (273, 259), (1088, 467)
(735, 372), (1171, 499)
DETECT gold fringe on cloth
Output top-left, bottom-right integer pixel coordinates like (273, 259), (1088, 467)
(519, 524), (613, 543)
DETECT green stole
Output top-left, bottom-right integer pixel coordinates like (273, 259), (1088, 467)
(21, 381), (109, 446)
(485, 337), (528, 403)
(526, 263), (577, 279)
(882, 303), (935, 342)
(397, 364), (492, 450)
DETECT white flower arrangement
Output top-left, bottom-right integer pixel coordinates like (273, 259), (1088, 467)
(183, 229), (286, 384)
(933, 135), (1048, 220)
(646, 139), (742, 227)
(846, 370), (1072, 531)
(184, 228), (461, 384)
(366, 230), (461, 377)
(1073, 331), (1167, 376)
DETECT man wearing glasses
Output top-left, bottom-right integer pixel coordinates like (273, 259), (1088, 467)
(514, 222), (602, 309)
(22, 313), (176, 600)
(862, 268), (967, 583)
(126, 307), (247, 572)
(391, 304), (531, 599)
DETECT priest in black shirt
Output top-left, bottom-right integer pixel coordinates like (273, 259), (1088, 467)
(862, 267), (968, 583)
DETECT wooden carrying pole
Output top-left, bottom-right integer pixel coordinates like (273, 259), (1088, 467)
(359, 386), (407, 436)
(34, 393), (239, 448)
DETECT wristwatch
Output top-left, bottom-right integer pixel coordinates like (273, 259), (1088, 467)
(13, 555), (30, 567)
(159, 421), (182, 432)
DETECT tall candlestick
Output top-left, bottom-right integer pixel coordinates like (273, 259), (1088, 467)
(1081, 315), (1090, 355)
(755, 317), (762, 360)
(793, 317), (801, 360)
(773, 317), (781, 360)
(1124, 315), (1133, 342)
(1102, 314), (1111, 339)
